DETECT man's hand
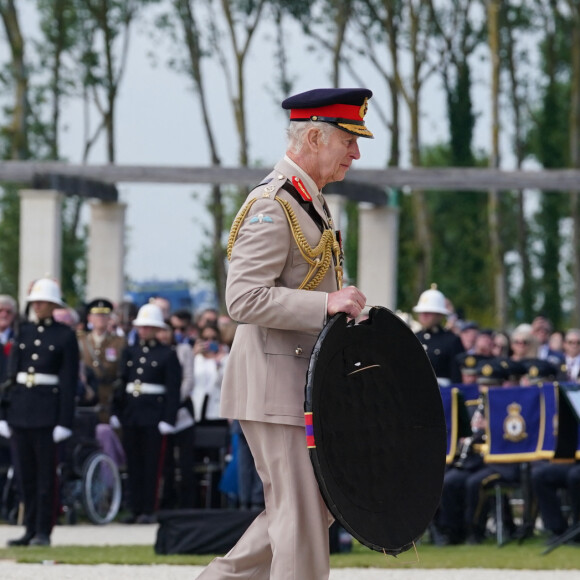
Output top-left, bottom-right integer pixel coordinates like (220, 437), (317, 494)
(327, 286), (367, 319)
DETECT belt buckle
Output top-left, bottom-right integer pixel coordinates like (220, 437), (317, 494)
(133, 380), (141, 397)
(26, 373), (35, 388)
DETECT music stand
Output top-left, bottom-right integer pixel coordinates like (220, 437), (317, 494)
(542, 383), (580, 555)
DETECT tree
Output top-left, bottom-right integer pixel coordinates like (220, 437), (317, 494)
(0, 0), (30, 160)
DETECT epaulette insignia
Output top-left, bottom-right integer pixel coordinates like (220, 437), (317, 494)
(482, 364), (493, 377)
(292, 176), (312, 202)
(249, 214), (274, 224)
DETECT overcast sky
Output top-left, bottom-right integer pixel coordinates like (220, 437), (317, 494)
(50, 9), (506, 290)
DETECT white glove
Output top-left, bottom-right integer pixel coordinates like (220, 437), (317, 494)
(158, 421), (175, 435)
(109, 415), (121, 429)
(0, 420), (11, 439)
(53, 425), (73, 443)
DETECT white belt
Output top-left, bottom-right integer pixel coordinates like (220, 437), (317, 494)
(126, 382), (166, 396)
(16, 372), (59, 387)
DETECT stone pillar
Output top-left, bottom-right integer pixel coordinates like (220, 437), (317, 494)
(87, 201), (127, 304)
(18, 189), (63, 309)
(358, 204), (400, 310)
(324, 193), (344, 230)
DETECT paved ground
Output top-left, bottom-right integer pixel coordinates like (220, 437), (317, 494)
(1, 524), (579, 580)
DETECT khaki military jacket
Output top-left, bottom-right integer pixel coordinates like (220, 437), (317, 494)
(221, 157), (340, 427)
(78, 331), (126, 384)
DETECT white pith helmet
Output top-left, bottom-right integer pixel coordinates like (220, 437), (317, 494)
(412, 283), (450, 315)
(133, 303), (167, 329)
(26, 278), (65, 306)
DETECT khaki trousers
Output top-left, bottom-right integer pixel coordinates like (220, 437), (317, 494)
(197, 421), (333, 580)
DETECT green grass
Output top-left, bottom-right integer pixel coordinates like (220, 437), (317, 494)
(0, 536), (578, 569)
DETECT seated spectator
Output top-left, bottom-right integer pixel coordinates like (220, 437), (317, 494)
(532, 461), (580, 542)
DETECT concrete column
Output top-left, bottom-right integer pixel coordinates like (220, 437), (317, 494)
(358, 204), (400, 310)
(323, 193), (344, 230)
(87, 201), (127, 304)
(18, 189), (63, 309)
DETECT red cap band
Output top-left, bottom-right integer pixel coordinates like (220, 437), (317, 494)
(290, 103), (362, 122)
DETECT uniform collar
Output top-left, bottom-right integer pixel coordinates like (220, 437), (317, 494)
(37, 317), (54, 327)
(139, 338), (158, 348)
(282, 156), (322, 201)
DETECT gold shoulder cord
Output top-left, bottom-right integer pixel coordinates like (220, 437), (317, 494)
(226, 196), (343, 290)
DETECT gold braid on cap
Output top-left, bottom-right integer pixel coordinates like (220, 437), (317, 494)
(226, 196), (343, 291)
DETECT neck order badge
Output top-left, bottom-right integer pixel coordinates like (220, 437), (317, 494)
(305, 306), (446, 555)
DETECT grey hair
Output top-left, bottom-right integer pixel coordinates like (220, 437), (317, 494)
(0, 294), (17, 312)
(286, 121), (337, 154)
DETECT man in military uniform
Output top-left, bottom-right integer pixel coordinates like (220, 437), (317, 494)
(78, 298), (126, 422)
(198, 88), (370, 579)
(414, 284), (464, 386)
(111, 302), (181, 524)
(1, 278), (79, 547)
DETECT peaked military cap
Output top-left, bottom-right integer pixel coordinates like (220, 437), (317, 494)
(87, 298), (114, 315)
(475, 357), (527, 385)
(282, 88), (374, 138)
(456, 353), (491, 375)
(519, 358), (558, 383)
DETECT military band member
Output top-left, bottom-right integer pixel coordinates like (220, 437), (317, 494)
(198, 87), (371, 579)
(111, 303), (181, 524)
(2, 278), (79, 547)
(78, 298), (126, 422)
(414, 284), (464, 386)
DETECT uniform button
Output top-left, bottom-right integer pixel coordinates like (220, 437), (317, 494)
(34, 339), (41, 346)
(49, 345), (55, 350)
(143, 347), (149, 353)
(31, 354), (39, 360)
(52, 388), (58, 394)
(139, 357), (146, 363)
(134, 379), (142, 385)
(277, 174), (284, 180)
(28, 366), (35, 373)
(136, 368), (144, 375)
(38, 326), (44, 333)
(93, 361), (99, 367)
(295, 346), (303, 355)
(424, 333), (431, 340)
(20, 343), (25, 349)
(127, 361), (133, 367)
(434, 349), (441, 355)
(151, 361), (158, 367)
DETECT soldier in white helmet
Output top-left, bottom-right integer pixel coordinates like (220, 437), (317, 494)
(413, 284), (464, 386)
(1, 278), (79, 547)
(110, 302), (181, 524)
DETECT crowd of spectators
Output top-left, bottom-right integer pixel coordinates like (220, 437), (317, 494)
(411, 285), (580, 547)
(1, 280), (579, 548)
(0, 285), (263, 543)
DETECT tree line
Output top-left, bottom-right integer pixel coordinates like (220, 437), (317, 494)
(1, 0), (580, 332)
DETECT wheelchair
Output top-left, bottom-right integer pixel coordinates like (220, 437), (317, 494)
(59, 406), (123, 525)
(0, 407), (123, 526)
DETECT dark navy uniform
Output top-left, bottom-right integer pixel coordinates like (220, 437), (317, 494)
(416, 325), (464, 385)
(532, 461), (580, 536)
(114, 338), (181, 520)
(5, 316), (79, 541)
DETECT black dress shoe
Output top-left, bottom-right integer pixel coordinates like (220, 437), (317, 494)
(29, 534), (51, 546)
(7, 533), (35, 547)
